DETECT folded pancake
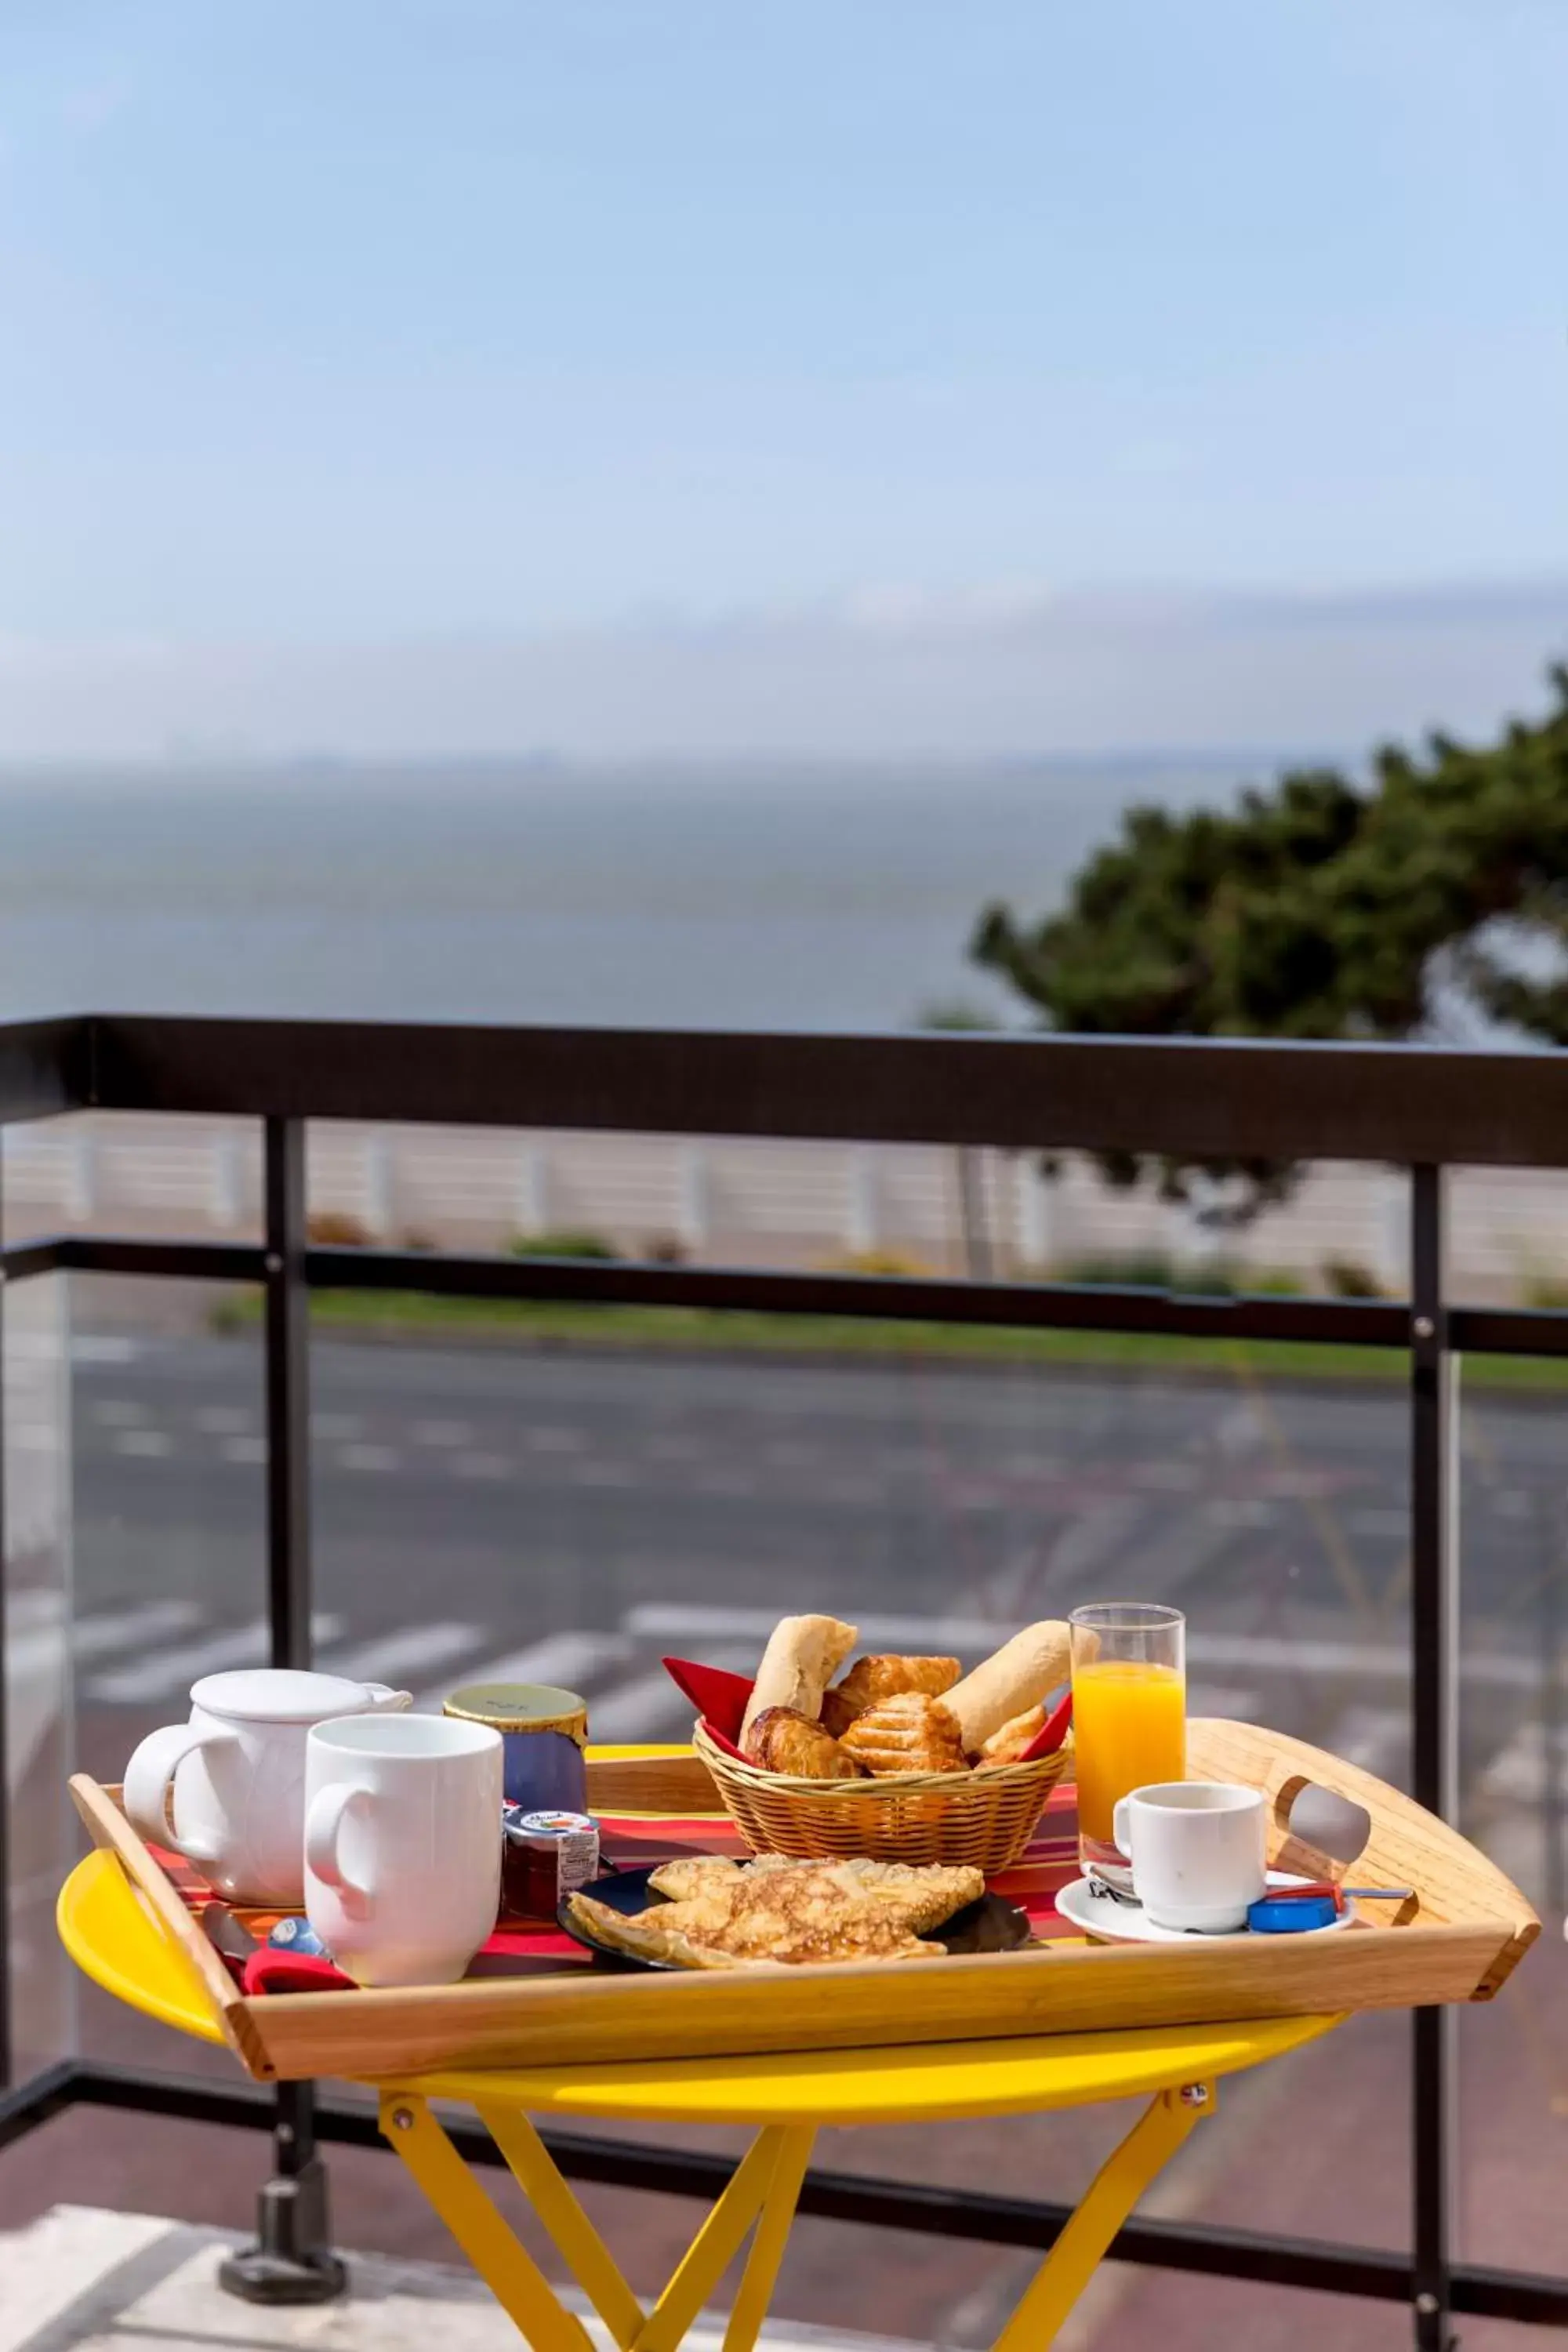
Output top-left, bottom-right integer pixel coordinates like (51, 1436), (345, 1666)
(568, 1855), (982, 1969)
(648, 1856), (747, 1900)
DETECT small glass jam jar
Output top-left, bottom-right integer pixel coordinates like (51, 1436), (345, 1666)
(444, 1682), (589, 1813)
(503, 1806), (601, 1918)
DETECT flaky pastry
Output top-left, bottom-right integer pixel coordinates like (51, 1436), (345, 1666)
(973, 1703), (1046, 1767)
(837, 1691), (968, 1777)
(821, 1653), (961, 1736)
(743, 1704), (865, 1779)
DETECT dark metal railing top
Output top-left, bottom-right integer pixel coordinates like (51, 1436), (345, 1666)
(0, 1009), (1559, 1164)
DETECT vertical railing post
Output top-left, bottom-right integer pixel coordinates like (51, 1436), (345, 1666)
(263, 1116), (310, 1678)
(1410, 1164), (1458, 2352)
(220, 1118), (345, 2304)
(1540, 1500), (1565, 1922)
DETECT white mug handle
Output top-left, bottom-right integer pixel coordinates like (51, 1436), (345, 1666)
(305, 1782), (373, 1919)
(362, 1683), (413, 1713)
(1112, 1795), (1135, 1860)
(123, 1721), (238, 1864)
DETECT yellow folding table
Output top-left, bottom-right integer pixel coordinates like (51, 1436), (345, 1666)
(60, 1842), (1338, 2350)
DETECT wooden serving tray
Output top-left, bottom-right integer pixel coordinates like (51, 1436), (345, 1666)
(68, 1722), (1538, 2085)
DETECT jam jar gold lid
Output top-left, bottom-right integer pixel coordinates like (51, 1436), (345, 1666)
(443, 1682), (587, 1745)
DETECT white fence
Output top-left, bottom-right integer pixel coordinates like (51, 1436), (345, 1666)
(5, 1114), (1568, 1298)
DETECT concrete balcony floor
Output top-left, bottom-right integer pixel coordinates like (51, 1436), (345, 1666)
(0, 2205), (933, 2352)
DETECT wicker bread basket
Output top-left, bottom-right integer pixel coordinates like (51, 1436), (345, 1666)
(692, 1717), (1069, 1874)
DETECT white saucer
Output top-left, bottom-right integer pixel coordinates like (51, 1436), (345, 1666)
(1056, 1869), (1358, 1944)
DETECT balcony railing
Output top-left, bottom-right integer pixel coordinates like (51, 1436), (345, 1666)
(3, 1013), (1568, 2348)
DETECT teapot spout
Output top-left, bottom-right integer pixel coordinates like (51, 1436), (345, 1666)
(363, 1682), (414, 1713)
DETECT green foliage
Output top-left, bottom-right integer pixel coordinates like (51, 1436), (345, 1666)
(1054, 1250), (1303, 1296)
(1320, 1256), (1388, 1300)
(308, 1210), (372, 1246)
(824, 1247), (938, 1279)
(972, 665), (1568, 1219)
(507, 1229), (620, 1261)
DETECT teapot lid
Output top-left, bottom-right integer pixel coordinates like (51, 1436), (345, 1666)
(192, 1668), (380, 1724)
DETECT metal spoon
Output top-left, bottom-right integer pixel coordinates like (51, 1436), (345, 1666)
(1084, 1865), (1142, 1907)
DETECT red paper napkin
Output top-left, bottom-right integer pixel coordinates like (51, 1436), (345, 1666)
(660, 1654), (1071, 1762)
(238, 1922), (604, 1996)
(662, 1656), (750, 1757)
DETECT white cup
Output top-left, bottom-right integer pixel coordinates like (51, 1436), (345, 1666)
(303, 1713), (503, 1987)
(1112, 1780), (1267, 1933)
(123, 1668), (412, 1905)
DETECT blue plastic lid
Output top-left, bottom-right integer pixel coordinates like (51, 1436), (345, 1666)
(1248, 1893), (1338, 1933)
(268, 1916), (332, 1956)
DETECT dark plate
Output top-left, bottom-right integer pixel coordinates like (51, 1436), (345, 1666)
(557, 1863), (1031, 1971)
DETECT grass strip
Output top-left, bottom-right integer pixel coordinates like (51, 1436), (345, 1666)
(211, 1287), (1568, 1390)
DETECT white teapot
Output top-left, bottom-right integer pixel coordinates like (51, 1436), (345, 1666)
(123, 1668), (412, 1905)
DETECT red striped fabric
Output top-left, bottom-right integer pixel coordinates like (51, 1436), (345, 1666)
(163, 1780), (1085, 1984)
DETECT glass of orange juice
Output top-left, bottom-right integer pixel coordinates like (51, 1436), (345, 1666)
(1070, 1602), (1185, 1888)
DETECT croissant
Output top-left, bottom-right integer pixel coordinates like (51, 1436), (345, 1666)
(837, 1692), (968, 1777)
(973, 1704), (1046, 1768)
(743, 1705), (866, 1780)
(821, 1654), (961, 1736)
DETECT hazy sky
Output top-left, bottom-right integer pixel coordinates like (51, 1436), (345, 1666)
(2, 1), (1566, 757)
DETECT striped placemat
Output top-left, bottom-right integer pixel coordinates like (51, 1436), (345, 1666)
(161, 1780), (1085, 1977)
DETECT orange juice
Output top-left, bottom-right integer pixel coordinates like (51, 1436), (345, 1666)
(1072, 1659), (1186, 1844)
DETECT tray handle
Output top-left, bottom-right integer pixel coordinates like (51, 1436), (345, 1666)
(68, 1775), (257, 2060)
(1187, 1719), (1538, 1997)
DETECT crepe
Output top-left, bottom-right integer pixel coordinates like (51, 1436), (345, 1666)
(570, 1855), (984, 1969)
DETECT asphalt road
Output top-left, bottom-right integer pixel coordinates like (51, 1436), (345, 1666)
(61, 1332), (1568, 1831)
(9, 1327), (1568, 2348)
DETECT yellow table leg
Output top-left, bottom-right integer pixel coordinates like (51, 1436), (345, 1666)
(991, 2082), (1211, 2351)
(720, 2125), (815, 2352)
(380, 2094), (596, 2352)
(635, 2130), (789, 2352)
(387, 2095), (812, 2352)
(478, 2103), (646, 2351)
(386, 2080), (1193, 2352)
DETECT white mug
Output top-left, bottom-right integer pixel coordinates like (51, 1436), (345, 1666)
(1112, 1780), (1267, 1933)
(303, 1712), (503, 1987)
(123, 1668), (412, 1905)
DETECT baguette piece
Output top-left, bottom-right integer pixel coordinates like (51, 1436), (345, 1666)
(946, 1621), (1071, 1751)
(741, 1614), (858, 1741)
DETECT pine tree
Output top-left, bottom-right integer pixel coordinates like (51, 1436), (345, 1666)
(971, 664), (1568, 1222)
